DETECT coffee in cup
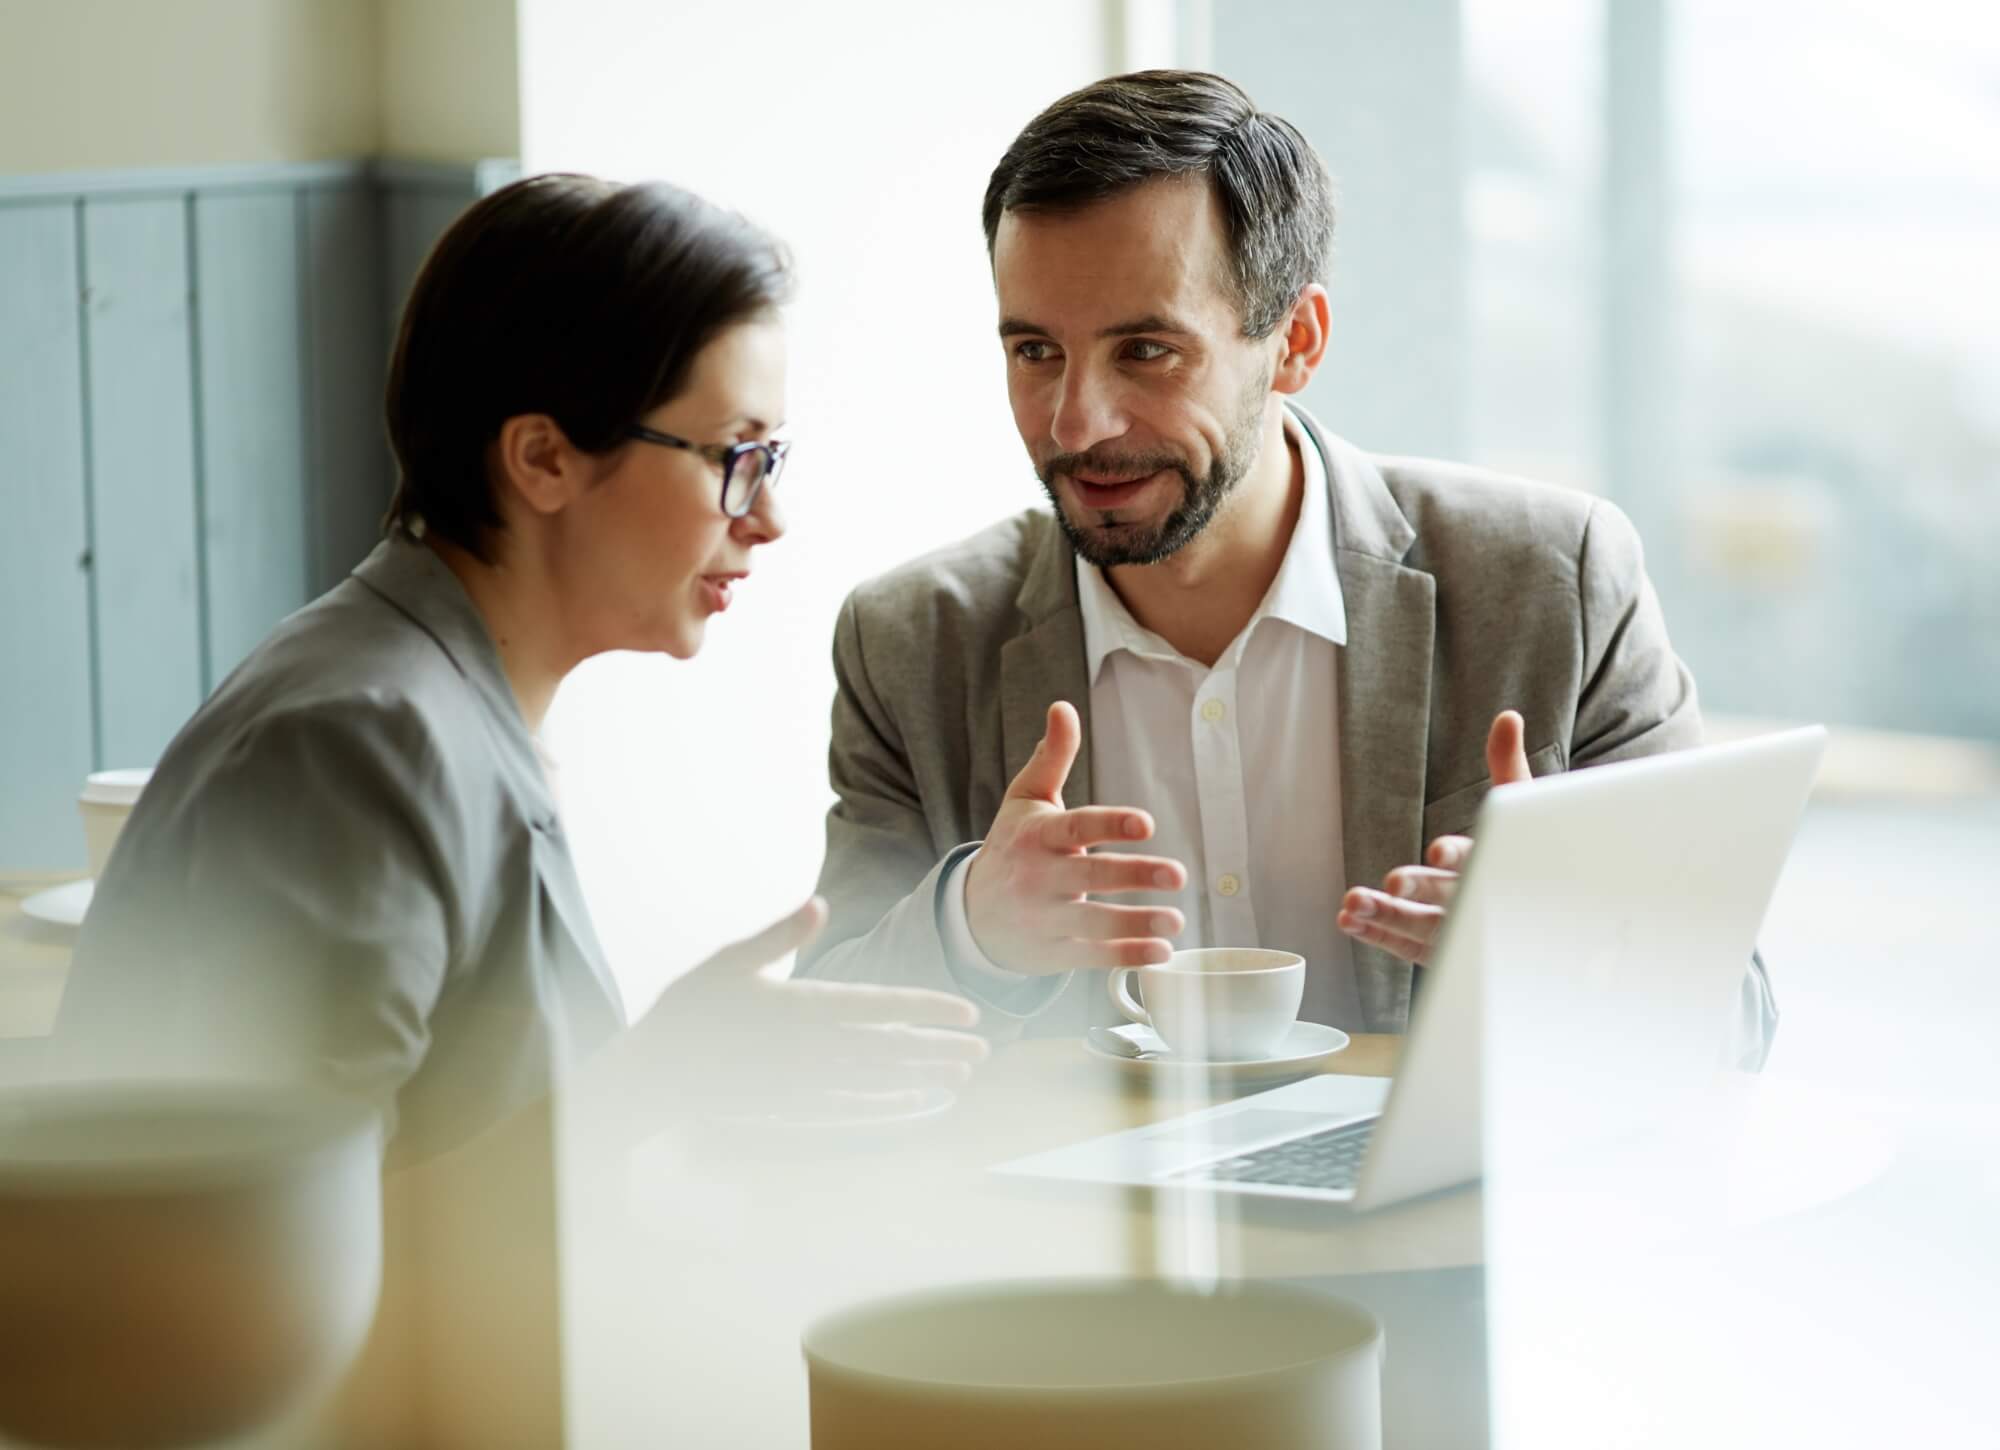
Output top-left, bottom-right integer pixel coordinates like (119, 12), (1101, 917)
(77, 768), (151, 879)
(1108, 947), (1305, 1059)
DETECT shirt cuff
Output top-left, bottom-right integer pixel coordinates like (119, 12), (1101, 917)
(933, 845), (1068, 1019)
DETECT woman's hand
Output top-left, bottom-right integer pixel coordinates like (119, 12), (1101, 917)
(639, 897), (989, 1117)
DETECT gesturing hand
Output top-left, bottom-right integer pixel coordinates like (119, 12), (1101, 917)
(964, 701), (1188, 976)
(1337, 710), (1535, 965)
(644, 897), (989, 1112)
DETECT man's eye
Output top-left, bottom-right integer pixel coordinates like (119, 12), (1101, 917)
(1014, 340), (1057, 363)
(1126, 340), (1171, 362)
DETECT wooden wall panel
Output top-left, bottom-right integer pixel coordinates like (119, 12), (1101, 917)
(80, 196), (204, 772)
(381, 188), (471, 346)
(304, 183), (391, 591)
(0, 204), (95, 868)
(194, 190), (309, 685)
(0, 159), (510, 866)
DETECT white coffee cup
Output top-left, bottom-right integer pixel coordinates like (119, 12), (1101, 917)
(1108, 947), (1306, 1060)
(77, 768), (151, 879)
(804, 1278), (1384, 1450)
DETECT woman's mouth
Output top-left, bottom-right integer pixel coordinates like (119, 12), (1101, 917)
(699, 574), (746, 612)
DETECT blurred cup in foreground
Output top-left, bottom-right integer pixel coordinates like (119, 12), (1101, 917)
(0, 1082), (382, 1449)
(804, 1278), (1383, 1449)
(78, 768), (151, 880)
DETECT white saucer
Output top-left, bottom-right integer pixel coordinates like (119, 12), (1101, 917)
(19, 879), (93, 930)
(1084, 1021), (1351, 1084)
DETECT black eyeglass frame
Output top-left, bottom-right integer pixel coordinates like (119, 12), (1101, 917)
(622, 423), (790, 518)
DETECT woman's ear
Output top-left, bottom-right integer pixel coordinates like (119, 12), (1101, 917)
(1270, 283), (1331, 397)
(492, 413), (590, 518)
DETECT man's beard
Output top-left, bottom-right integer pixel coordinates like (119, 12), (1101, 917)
(1035, 375), (1270, 568)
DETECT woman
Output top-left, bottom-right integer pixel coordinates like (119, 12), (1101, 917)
(55, 175), (984, 1165)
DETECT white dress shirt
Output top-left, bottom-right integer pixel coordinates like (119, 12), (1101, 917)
(942, 415), (1364, 1029)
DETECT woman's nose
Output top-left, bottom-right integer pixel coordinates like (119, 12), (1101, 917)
(735, 481), (786, 545)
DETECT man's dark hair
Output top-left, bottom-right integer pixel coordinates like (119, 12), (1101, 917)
(982, 70), (1335, 340)
(384, 173), (792, 560)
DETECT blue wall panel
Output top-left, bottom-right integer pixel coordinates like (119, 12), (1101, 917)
(81, 196), (204, 771)
(304, 183), (390, 590)
(383, 187), (478, 345)
(194, 190), (309, 685)
(0, 204), (95, 868)
(0, 159), (510, 865)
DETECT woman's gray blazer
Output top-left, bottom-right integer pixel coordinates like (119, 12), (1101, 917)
(55, 532), (624, 1165)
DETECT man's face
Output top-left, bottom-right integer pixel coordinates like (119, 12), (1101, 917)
(993, 176), (1277, 567)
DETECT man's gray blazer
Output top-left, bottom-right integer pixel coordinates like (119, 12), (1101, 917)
(797, 407), (1777, 1063)
(55, 532), (625, 1165)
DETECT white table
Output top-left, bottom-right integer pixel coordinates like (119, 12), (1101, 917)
(561, 795), (2000, 1448)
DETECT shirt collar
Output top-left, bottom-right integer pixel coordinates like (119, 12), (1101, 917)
(1076, 408), (1348, 683)
(350, 528), (556, 806)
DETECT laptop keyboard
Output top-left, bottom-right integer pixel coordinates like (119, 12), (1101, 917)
(1172, 1117), (1379, 1193)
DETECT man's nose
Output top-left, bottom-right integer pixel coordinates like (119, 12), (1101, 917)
(1049, 364), (1125, 456)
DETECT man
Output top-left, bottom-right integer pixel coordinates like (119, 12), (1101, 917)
(798, 70), (1775, 1063)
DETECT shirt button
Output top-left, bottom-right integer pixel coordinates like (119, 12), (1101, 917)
(1217, 873), (1241, 897)
(1200, 698), (1227, 724)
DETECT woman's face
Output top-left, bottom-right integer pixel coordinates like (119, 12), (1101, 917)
(562, 316), (790, 660)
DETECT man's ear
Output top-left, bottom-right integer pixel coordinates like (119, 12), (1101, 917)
(1270, 283), (1330, 397)
(493, 413), (589, 518)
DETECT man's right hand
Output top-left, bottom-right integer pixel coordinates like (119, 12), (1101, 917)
(964, 701), (1187, 976)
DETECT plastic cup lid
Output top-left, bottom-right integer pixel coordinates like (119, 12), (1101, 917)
(81, 768), (153, 807)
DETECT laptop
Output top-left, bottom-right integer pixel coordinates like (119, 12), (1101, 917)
(991, 726), (1827, 1212)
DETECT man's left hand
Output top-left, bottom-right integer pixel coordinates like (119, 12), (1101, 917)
(1336, 711), (1534, 965)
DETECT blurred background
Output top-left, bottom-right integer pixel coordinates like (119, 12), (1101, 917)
(2, 0), (1995, 1008)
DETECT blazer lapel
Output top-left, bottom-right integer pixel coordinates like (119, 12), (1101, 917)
(999, 516), (1095, 808)
(1300, 410), (1437, 1032)
(356, 532), (624, 1032)
(529, 822), (623, 1021)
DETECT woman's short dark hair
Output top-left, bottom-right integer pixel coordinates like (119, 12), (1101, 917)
(982, 70), (1335, 340)
(384, 174), (792, 559)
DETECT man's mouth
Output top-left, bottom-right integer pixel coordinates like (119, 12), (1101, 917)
(1068, 469), (1168, 511)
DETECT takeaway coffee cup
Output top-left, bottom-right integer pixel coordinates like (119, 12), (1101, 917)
(804, 1278), (1384, 1450)
(1109, 947), (1306, 1059)
(78, 768), (150, 879)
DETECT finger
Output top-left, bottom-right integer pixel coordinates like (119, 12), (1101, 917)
(1038, 937), (1176, 972)
(1061, 853), (1187, 896)
(1336, 911), (1432, 964)
(709, 896), (829, 975)
(1006, 700), (1083, 806)
(776, 978), (981, 1029)
(1341, 886), (1447, 939)
(1380, 865), (1458, 908)
(1040, 806), (1154, 852)
(1487, 709), (1533, 786)
(1426, 834), (1473, 871)
(1046, 900), (1184, 943)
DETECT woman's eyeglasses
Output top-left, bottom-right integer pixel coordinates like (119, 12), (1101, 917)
(623, 424), (791, 518)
